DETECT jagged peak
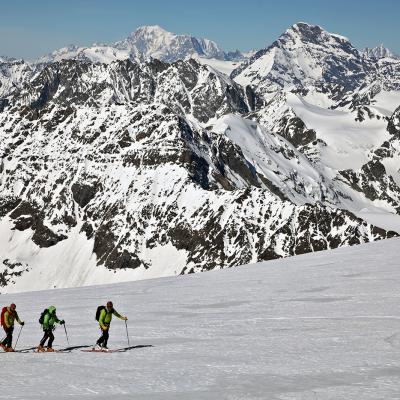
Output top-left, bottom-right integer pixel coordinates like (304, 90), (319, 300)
(284, 22), (349, 44)
(0, 55), (26, 64)
(135, 24), (167, 32)
(129, 25), (171, 37)
(364, 44), (397, 60)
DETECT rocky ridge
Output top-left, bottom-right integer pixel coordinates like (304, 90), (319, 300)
(0, 23), (399, 290)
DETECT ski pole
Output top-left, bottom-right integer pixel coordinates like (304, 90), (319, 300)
(63, 324), (70, 345)
(125, 320), (130, 347)
(14, 325), (23, 351)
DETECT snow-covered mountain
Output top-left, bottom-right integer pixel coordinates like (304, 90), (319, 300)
(0, 22), (400, 291)
(0, 58), (33, 99)
(114, 25), (228, 62)
(232, 22), (379, 100)
(36, 25), (245, 66)
(363, 44), (399, 60)
(2, 238), (400, 399)
(232, 23), (400, 104)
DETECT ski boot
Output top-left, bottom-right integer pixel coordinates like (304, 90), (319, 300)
(46, 347), (55, 352)
(5, 347), (14, 352)
(37, 345), (46, 352)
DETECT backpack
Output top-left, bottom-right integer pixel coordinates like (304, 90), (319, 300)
(95, 306), (105, 321)
(1, 306), (7, 328)
(39, 308), (49, 325)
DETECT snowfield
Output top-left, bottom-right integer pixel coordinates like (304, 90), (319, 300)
(286, 92), (390, 170)
(1, 238), (400, 399)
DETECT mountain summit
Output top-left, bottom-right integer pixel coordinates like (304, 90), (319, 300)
(363, 44), (398, 60)
(114, 24), (228, 61)
(232, 22), (372, 98)
(36, 25), (242, 65)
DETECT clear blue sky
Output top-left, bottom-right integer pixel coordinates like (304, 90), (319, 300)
(1, 0), (399, 59)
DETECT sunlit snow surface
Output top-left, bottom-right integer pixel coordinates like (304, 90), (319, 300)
(1, 238), (399, 399)
(286, 93), (390, 170)
(194, 56), (241, 76)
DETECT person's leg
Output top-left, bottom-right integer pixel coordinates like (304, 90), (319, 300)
(96, 328), (104, 346)
(48, 331), (55, 348)
(39, 330), (50, 347)
(4, 327), (13, 348)
(103, 329), (109, 348)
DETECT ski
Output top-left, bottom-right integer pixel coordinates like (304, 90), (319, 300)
(81, 348), (119, 353)
(81, 345), (152, 353)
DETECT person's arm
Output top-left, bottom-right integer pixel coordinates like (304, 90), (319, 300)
(113, 309), (127, 321)
(54, 314), (65, 325)
(99, 309), (108, 330)
(15, 311), (24, 325)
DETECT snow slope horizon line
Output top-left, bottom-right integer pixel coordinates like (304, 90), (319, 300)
(3, 237), (399, 296)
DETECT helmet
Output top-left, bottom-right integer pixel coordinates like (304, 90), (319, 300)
(10, 303), (16, 310)
(106, 301), (113, 308)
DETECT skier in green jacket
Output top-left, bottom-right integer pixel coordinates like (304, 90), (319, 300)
(37, 306), (65, 352)
(96, 301), (127, 349)
(1, 303), (24, 352)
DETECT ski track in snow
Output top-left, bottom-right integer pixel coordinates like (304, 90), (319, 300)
(0, 238), (399, 399)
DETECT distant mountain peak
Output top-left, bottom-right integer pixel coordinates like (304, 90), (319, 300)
(114, 25), (233, 62)
(31, 24), (245, 67)
(127, 25), (172, 40)
(364, 44), (398, 60)
(135, 24), (167, 33)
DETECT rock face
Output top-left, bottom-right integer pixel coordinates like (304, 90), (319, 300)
(12, 58), (254, 123)
(0, 23), (399, 291)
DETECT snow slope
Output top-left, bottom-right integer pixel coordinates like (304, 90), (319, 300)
(286, 92), (390, 170)
(193, 56), (241, 76)
(1, 237), (399, 399)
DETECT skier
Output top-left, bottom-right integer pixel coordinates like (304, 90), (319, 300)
(96, 301), (127, 349)
(0, 303), (24, 352)
(37, 306), (65, 352)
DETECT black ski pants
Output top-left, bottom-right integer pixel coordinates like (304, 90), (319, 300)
(97, 326), (109, 347)
(40, 328), (55, 348)
(2, 326), (14, 348)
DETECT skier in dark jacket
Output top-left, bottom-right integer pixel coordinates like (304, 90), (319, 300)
(37, 306), (65, 352)
(1, 303), (24, 352)
(96, 301), (127, 349)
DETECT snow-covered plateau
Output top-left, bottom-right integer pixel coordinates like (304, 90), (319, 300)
(1, 238), (400, 399)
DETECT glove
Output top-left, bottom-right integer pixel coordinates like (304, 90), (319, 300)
(21, 321), (25, 326)
(60, 320), (65, 325)
(101, 325), (109, 331)
(123, 317), (128, 321)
